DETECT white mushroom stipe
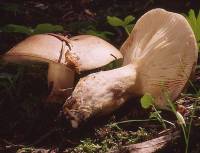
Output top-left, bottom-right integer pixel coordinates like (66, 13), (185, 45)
(63, 64), (136, 127)
(47, 63), (75, 101)
(63, 8), (198, 128)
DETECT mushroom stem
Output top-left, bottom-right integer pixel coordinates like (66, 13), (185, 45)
(47, 63), (75, 102)
(63, 64), (137, 128)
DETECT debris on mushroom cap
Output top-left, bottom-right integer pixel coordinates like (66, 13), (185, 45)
(121, 8), (198, 108)
(2, 34), (122, 102)
(68, 35), (123, 72)
(63, 8), (198, 128)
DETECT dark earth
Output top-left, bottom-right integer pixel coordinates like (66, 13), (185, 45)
(0, 0), (200, 153)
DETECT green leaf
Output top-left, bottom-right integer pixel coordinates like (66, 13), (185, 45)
(107, 16), (124, 27)
(196, 10), (200, 41)
(188, 9), (196, 28)
(125, 24), (134, 33)
(83, 29), (113, 40)
(81, 25), (114, 40)
(186, 9), (200, 41)
(140, 93), (154, 109)
(1, 24), (32, 35)
(33, 23), (64, 34)
(176, 111), (186, 126)
(124, 15), (135, 25)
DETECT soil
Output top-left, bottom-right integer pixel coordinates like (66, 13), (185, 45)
(0, 1), (200, 153)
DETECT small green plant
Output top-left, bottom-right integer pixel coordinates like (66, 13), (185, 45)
(170, 54), (200, 153)
(164, 84), (200, 153)
(81, 25), (114, 40)
(71, 125), (150, 153)
(17, 147), (34, 153)
(140, 93), (168, 129)
(0, 23), (64, 35)
(74, 138), (101, 153)
(185, 9), (200, 49)
(163, 91), (189, 153)
(67, 21), (114, 40)
(141, 92), (196, 153)
(107, 15), (135, 35)
(106, 124), (150, 145)
(107, 93), (175, 131)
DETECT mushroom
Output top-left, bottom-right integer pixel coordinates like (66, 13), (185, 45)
(2, 34), (122, 102)
(63, 8), (198, 128)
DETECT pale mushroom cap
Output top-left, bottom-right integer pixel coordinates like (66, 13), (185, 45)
(65, 35), (122, 71)
(4, 34), (63, 64)
(4, 34), (122, 72)
(121, 8), (198, 108)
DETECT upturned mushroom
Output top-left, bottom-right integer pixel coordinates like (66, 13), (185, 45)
(2, 34), (122, 102)
(63, 8), (198, 128)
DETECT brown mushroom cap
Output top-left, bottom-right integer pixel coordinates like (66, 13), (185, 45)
(121, 8), (198, 108)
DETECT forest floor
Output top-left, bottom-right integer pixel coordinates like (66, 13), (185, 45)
(0, 1), (200, 153)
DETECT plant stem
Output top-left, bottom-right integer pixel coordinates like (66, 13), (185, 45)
(124, 26), (130, 36)
(186, 97), (199, 153)
(164, 91), (188, 153)
(112, 119), (156, 125)
(152, 105), (167, 129)
(111, 118), (174, 128)
(162, 119), (176, 128)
